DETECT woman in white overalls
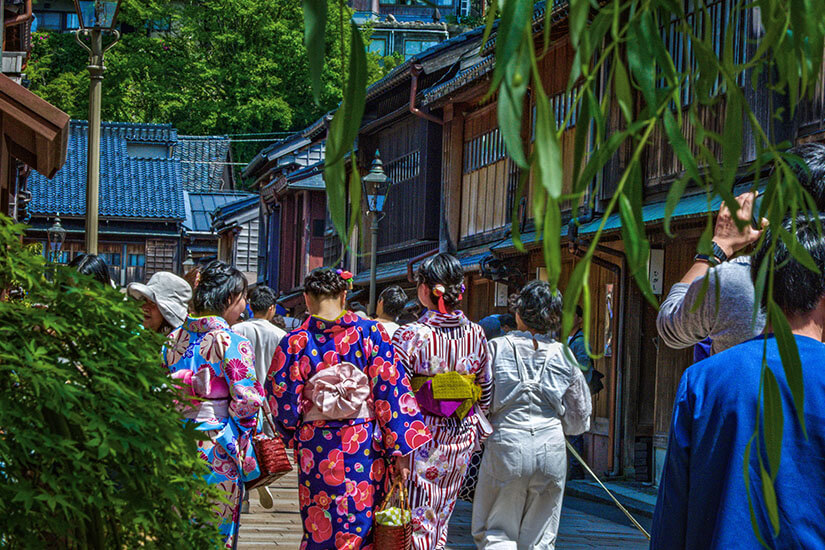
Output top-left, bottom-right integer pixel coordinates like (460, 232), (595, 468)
(472, 281), (592, 549)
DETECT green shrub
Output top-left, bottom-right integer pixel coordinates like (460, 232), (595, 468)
(0, 216), (222, 548)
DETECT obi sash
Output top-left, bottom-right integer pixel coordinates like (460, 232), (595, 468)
(302, 362), (373, 422)
(411, 372), (481, 420)
(182, 398), (230, 421)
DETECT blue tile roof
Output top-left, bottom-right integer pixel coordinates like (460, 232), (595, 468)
(29, 120), (185, 220)
(175, 135), (231, 192)
(184, 191), (255, 233)
(212, 195), (259, 223)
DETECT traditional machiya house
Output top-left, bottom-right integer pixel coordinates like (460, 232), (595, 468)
(212, 194), (261, 283)
(416, 0), (825, 484)
(175, 135), (235, 192)
(243, 117), (335, 311)
(352, 24), (488, 300)
(26, 121), (185, 284)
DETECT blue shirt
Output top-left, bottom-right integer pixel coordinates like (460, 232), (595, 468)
(651, 335), (825, 550)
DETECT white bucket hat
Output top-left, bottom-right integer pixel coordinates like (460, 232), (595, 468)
(127, 272), (192, 328)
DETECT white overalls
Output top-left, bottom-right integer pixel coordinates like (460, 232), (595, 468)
(472, 332), (592, 549)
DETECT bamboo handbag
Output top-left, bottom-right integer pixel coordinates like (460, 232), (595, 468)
(374, 481), (412, 550)
(244, 402), (292, 491)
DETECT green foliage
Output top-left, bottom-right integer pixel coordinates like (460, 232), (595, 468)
(0, 216), (221, 548)
(27, 0), (392, 181)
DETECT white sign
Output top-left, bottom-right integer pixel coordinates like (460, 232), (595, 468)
(648, 249), (665, 295)
(495, 283), (509, 307)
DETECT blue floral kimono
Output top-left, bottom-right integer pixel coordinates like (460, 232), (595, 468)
(163, 315), (264, 548)
(266, 311), (431, 550)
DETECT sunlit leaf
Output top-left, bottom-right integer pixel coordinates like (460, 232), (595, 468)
(760, 462), (780, 536)
(302, 0), (327, 104)
(769, 302), (807, 438)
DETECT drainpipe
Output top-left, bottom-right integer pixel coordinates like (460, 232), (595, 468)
(568, 216), (627, 478)
(410, 64), (443, 125)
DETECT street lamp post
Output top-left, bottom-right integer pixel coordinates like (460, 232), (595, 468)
(73, 0), (122, 255)
(47, 215), (67, 263)
(361, 151), (391, 316)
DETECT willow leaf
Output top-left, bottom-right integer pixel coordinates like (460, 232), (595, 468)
(534, 87), (563, 199)
(743, 435), (773, 550)
(543, 202), (562, 288)
(614, 55), (633, 122)
(762, 367), (784, 481)
(760, 462), (780, 536)
(570, 0), (590, 51)
(498, 34), (531, 169)
(769, 302), (807, 438)
(722, 91), (743, 192)
(302, 0), (327, 104)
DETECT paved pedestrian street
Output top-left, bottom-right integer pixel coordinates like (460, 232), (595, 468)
(238, 469), (650, 549)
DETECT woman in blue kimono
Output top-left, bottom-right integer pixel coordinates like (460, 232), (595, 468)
(266, 267), (432, 550)
(163, 260), (264, 548)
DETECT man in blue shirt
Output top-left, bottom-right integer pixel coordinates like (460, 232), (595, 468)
(651, 216), (825, 549)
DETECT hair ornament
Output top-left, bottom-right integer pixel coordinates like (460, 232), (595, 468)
(432, 284), (446, 297)
(336, 269), (354, 284)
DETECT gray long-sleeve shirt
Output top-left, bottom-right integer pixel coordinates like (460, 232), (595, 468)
(656, 256), (766, 355)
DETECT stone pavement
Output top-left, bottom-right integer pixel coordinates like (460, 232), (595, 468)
(238, 470), (651, 549)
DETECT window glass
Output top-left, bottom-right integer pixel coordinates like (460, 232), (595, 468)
(404, 40), (439, 60)
(129, 254), (146, 267)
(66, 13), (80, 30)
(368, 38), (386, 56)
(34, 12), (62, 31)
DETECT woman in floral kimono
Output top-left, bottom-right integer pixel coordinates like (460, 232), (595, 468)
(392, 253), (493, 550)
(163, 260), (264, 547)
(266, 267), (431, 550)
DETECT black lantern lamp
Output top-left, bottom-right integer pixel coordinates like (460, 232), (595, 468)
(72, 0), (122, 31)
(362, 151), (390, 213)
(47, 215), (67, 263)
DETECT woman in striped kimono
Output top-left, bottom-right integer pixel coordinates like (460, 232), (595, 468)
(392, 253), (493, 550)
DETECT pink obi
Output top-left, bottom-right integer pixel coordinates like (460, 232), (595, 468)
(302, 362), (372, 422)
(171, 367), (229, 399)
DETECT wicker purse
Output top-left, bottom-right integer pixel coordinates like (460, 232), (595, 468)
(374, 481), (412, 550)
(244, 402), (292, 491)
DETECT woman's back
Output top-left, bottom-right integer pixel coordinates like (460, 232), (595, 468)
(489, 332), (590, 435)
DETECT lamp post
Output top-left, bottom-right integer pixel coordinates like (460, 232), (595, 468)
(362, 151), (391, 316)
(47, 215), (66, 263)
(182, 250), (196, 274)
(73, 0), (122, 255)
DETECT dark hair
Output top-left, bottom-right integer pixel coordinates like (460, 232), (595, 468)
(247, 285), (277, 314)
(192, 260), (247, 315)
(499, 313), (517, 330)
(416, 253), (464, 309)
(349, 301), (368, 315)
(379, 285), (407, 318)
(270, 314), (287, 330)
(575, 305), (584, 318)
(304, 267), (348, 298)
(752, 215), (825, 314)
(397, 300), (423, 325)
(784, 143), (825, 211)
(68, 253), (110, 285)
(516, 280), (562, 334)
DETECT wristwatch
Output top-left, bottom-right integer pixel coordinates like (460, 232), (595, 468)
(711, 241), (729, 264)
(693, 253), (718, 266)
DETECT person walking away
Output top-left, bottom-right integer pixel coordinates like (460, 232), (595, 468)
(68, 253), (111, 286)
(657, 144), (825, 357)
(265, 267), (431, 550)
(232, 284), (285, 510)
(392, 253), (493, 550)
(651, 216), (825, 549)
(376, 285), (406, 337)
(162, 260), (264, 548)
(472, 281), (591, 549)
(127, 272), (191, 334)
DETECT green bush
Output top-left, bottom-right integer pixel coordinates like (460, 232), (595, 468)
(0, 216), (222, 548)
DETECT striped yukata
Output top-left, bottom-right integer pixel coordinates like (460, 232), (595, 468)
(393, 310), (493, 550)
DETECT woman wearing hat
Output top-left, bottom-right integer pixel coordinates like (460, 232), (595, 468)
(127, 272), (192, 334)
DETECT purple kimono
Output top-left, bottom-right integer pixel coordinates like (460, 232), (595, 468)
(266, 311), (431, 550)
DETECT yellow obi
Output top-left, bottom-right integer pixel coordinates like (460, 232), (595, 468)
(411, 372), (482, 420)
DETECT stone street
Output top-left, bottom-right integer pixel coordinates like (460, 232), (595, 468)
(238, 469), (651, 549)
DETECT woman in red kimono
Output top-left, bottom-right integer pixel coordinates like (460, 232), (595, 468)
(392, 253), (493, 550)
(265, 267), (432, 550)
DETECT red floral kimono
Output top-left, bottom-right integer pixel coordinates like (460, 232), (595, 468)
(265, 311), (432, 550)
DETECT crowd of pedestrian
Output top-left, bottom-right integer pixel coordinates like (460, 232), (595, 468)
(52, 142), (825, 550)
